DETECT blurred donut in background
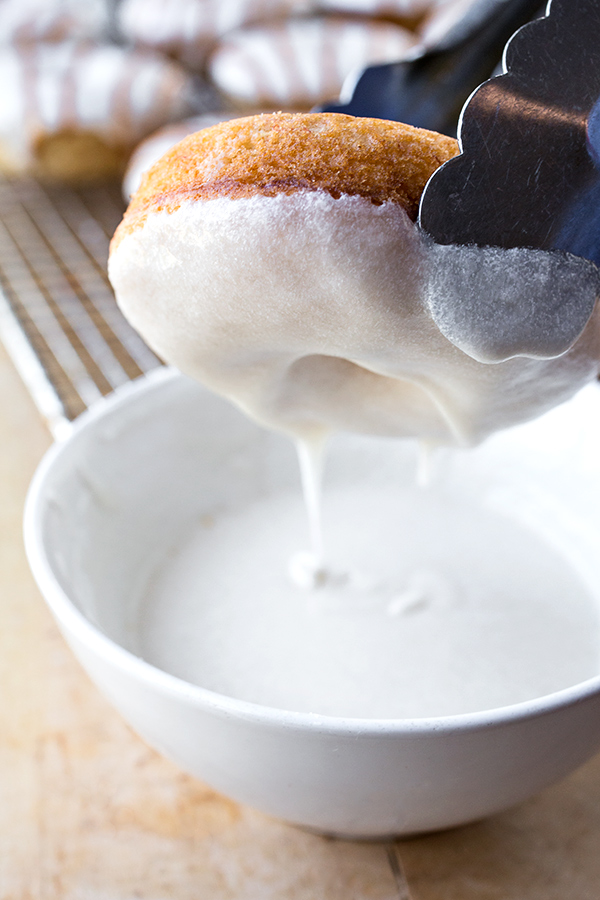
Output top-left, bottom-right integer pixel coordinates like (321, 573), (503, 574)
(0, 42), (199, 182)
(208, 15), (417, 109)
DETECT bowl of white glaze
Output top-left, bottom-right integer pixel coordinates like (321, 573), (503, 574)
(24, 367), (600, 837)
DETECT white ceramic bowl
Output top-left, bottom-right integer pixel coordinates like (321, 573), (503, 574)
(24, 368), (600, 838)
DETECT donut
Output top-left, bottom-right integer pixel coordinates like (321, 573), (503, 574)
(117, 0), (315, 70)
(0, 0), (109, 45)
(108, 112), (600, 446)
(0, 42), (198, 182)
(208, 16), (417, 109)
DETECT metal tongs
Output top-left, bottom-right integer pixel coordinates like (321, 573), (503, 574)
(331, 0), (600, 363)
(420, 0), (600, 360)
(420, 0), (600, 263)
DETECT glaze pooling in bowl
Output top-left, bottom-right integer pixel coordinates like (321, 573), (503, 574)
(138, 479), (600, 720)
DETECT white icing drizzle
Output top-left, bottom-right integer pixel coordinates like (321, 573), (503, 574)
(416, 439), (437, 488)
(297, 436), (327, 566)
(289, 435), (329, 588)
(37, 41), (74, 131)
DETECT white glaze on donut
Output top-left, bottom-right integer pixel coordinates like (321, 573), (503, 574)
(108, 191), (600, 446)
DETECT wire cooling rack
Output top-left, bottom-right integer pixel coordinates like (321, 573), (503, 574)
(0, 174), (161, 438)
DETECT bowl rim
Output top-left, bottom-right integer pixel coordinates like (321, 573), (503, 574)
(23, 366), (600, 737)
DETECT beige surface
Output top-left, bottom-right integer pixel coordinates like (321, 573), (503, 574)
(2, 337), (600, 898)
(400, 753), (600, 899)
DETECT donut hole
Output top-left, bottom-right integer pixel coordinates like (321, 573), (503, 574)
(276, 354), (451, 439)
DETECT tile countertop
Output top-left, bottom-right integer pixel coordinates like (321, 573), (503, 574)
(3, 339), (600, 899)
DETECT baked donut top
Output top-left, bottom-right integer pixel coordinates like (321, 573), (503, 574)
(112, 112), (459, 249)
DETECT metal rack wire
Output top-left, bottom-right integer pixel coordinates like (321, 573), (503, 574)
(0, 174), (161, 437)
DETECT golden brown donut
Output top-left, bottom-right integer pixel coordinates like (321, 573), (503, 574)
(112, 112), (459, 249)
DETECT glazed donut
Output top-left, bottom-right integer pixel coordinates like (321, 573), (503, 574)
(208, 17), (417, 109)
(109, 112), (600, 446)
(0, 0), (108, 45)
(117, 0), (315, 70)
(0, 42), (198, 182)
